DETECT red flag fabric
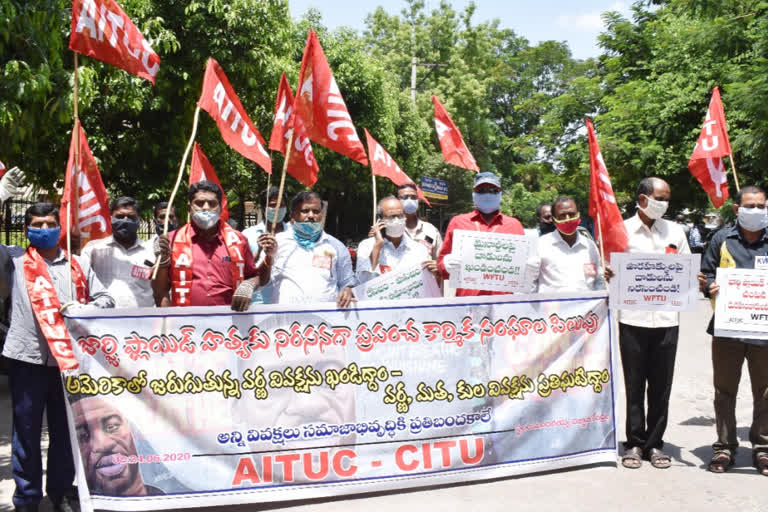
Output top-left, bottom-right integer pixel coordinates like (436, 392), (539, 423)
(189, 143), (229, 222)
(60, 120), (112, 248)
(69, 0), (160, 84)
(364, 129), (431, 207)
(688, 87), (731, 208)
(0, 160), (6, 179)
(432, 96), (479, 172)
(269, 73), (293, 154)
(269, 73), (320, 187)
(293, 30), (368, 166)
(587, 119), (628, 262)
(198, 58), (272, 174)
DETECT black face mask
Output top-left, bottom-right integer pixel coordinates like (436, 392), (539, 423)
(538, 221), (555, 235)
(112, 217), (139, 243)
(155, 221), (178, 236)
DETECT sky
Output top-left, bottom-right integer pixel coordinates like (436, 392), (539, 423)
(288, 0), (633, 60)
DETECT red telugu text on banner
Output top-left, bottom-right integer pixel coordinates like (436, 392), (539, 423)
(69, 0), (160, 84)
(60, 120), (112, 248)
(432, 96), (479, 172)
(688, 87), (731, 208)
(587, 119), (628, 262)
(198, 58), (272, 174)
(293, 30), (368, 166)
(364, 129), (431, 206)
(269, 73), (320, 187)
(189, 143), (229, 222)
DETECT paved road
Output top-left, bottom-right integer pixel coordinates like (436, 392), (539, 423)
(1, 297), (766, 511)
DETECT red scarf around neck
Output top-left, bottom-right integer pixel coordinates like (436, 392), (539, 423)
(23, 246), (88, 370)
(170, 222), (247, 306)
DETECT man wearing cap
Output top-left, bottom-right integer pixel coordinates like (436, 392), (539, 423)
(437, 172), (525, 296)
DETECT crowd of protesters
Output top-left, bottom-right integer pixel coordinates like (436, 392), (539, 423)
(0, 165), (766, 512)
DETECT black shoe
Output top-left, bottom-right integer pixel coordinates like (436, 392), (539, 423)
(52, 495), (80, 512)
(14, 506), (38, 512)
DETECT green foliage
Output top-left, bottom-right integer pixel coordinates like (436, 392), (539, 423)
(3, 0), (768, 237)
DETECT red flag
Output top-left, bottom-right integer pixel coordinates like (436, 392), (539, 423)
(0, 160), (6, 179)
(432, 96), (479, 172)
(198, 58), (272, 174)
(60, 120), (112, 248)
(688, 87), (731, 208)
(587, 119), (628, 262)
(269, 73), (319, 187)
(293, 30), (368, 166)
(364, 129), (431, 207)
(189, 143), (229, 222)
(69, 0), (160, 84)
(269, 73), (293, 154)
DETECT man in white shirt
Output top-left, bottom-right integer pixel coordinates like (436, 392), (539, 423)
(81, 197), (156, 308)
(242, 186), (290, 305)
(608, 177), (690, 470)
(271, 191), (356, 307)
(357, 196), (438, 284)
(532, 197), (605, 293)
(396, 184), (443, 260)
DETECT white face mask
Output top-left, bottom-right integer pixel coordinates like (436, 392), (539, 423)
(738, 207), (768, 232)
(384, 218), (406, 238)
(192, 209), (220, 230)
(265, 206), (286, 224)
(402, 199), (419, 215)
(638, 195), (669, 220)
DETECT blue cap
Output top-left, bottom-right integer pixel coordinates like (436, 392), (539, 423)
(473, 172), (501, 190)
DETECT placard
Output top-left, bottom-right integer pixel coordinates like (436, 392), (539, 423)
(608, 252), (700, 311)
(448, 230), (533, 293)
(714, 267), (768, 339)
(353, 264), (441, 301)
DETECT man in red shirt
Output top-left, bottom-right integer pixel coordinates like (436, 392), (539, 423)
(152, 180), (275, 310)
(438, 172), (524, 296)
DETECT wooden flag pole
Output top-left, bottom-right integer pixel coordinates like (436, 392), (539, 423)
(371, 173), (377, 225)
(271, 132), (293, 236)
(151, 106), (201, 279)
(67, 53), (81, 302)
(596, 211), (606, 267)
(728, 154), (741, 192)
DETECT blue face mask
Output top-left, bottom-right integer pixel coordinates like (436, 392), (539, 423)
(27, 227), (61, 250)
(292, 221), (323, 250)
(473, 191), (502, 214)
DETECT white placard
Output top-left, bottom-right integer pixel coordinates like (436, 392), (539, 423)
(353, 264), (441, 301)
(608, 252), (700, 311)
(448, 230), (533, 293)
(714, 267), (768, 339)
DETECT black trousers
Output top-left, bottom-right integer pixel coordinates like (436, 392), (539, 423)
(618, 323), (679, 453)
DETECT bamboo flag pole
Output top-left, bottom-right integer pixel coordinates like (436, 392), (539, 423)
(597, 211), (606, 267)
(67, 53), (81, 302)
(371, 173), (377, 225)
(271, 132), (293, 236)
(151, 106), (201, 279)
(728, 154), (741, 192)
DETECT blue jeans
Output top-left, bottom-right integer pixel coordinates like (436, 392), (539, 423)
(8, 359), (76, 506)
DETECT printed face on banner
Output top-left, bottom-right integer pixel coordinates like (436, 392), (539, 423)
(72, 397), (145, 496)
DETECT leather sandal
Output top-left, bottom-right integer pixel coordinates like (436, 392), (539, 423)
(708, 450), (734, 473)
(649, 448), (672, 469)
(754, 452), (768, 476)
(621, 446), (643, 469)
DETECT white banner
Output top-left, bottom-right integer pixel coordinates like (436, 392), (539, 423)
(714, 267), (768, 339)
(62, 293), (616, 511)
(353, 264), (440, 301)
(448, 230), (533, 292)
(609, 252), (700, 311)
